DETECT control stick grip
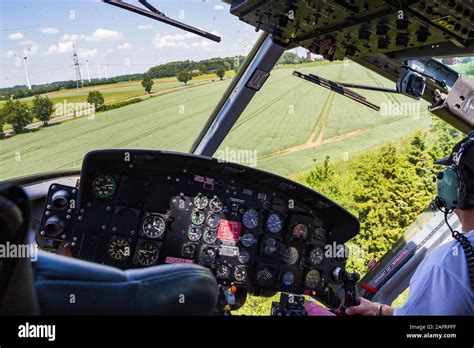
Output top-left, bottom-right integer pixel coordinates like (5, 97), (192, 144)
(342, 272), (360, 308)
(333, 269), (360, 315)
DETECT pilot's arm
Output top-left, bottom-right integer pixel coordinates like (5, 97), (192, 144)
(346, 261), (471, 315)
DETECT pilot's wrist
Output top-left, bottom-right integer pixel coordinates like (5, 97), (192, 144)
(378, 304), (394, 316)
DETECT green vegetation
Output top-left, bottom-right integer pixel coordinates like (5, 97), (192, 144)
(301, 120), (462, 274)
(0, 99), (32, 133)
(147, 56), (245, 79)
(87, 91), (105, 111)
(32, 95), (54, 126)
(177, 71), (192, 86)
(277, 51), (311, 65)
(216, 66), (226, 81)
(141, 74), (154, 94)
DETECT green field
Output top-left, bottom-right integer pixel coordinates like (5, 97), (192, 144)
(0, 62), (431, 181)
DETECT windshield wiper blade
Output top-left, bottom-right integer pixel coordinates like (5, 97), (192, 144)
(103, 0), (221, 43)
(293, 71), (381, 111)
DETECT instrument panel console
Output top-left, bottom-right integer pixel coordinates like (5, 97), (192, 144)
(37, 150), (359, 299)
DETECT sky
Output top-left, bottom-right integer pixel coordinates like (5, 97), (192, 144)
(0, 0), (265, 88)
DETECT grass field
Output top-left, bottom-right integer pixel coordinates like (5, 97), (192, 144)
(0, 62), (431, 181)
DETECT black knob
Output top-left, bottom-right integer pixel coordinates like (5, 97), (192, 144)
(44, 215), (65, 237)
(51, 190), (70, 210)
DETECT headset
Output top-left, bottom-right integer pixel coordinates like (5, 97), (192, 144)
(435, 131), (474, 210)
(434, 131), (474, 290)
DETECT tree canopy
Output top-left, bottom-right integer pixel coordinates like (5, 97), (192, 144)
(32, 95), (55, 126)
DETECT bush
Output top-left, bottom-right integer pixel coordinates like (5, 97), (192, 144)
(0, 99), (32, 133)
(32, 95), (54, 126)
(177, 71), (192, 85)
(141, 74), (154, 94)
(216, 66), (226, 80)
(87, 91), (105, 111)
(96, 98), (142, 112)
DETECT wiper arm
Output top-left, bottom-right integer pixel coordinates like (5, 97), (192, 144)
(103, 0), (221, 43)
(336, 81), (399, 94)
(293, 71), (395, 111)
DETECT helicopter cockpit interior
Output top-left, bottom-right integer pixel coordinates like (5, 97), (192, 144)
(1, 0), (473, 320)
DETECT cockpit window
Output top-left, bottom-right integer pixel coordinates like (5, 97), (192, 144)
(0, 0), (258, 180)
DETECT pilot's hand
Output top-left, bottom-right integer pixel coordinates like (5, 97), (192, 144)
(343, 297), (394, 316)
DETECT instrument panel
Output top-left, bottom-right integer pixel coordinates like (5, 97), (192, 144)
(37, 150), (359, 298)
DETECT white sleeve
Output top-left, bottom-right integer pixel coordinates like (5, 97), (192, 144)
(394, 263), (471, 315)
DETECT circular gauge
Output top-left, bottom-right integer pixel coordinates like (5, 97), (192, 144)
(284, 247), (299, 265)
(313, 227), (326, 241)
(237, 250), (250, 264)
(234, 266), (248, 282)
(92, 174), (117, 199)
(292, 223), (308, 240)
(203, 228), (218, 244)
(241, 233), (256, 247)
(200, 246), (217, 264)
(107, 238), (131, 262)
(171, 196), (187, 211)
(206, 213), (221, 229)
(266, 213), (283, 234)
(209, 197), (224, 213)
(135, 242), (160, 266)
(191, 210), (205, 225)
(242, 208), (259, 229)
(256, 267), (274, 286)
(282, 271), (295, 286)
(305, 269), (321, 289)
(216, 264), (231, 279)
(194, 194), (208, 210)
(263, 237), (279, 256)
(141, 215), (166, 240)
(187, 226), (203, 242)
(310, 247), (324, 266)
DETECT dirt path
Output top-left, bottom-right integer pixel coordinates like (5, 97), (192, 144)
(260, 127), (369, 160)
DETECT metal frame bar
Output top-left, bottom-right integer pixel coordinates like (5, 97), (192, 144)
(103, 0), (221, 42)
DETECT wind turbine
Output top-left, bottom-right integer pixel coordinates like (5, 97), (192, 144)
(85, 59), (91, 82)
(23, 53), (32, 90)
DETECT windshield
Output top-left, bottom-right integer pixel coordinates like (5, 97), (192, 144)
(1, 0), (471, 317)
(0, 0), (258, 180)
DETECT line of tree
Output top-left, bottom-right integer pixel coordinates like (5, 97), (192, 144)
(277, 52), (312, 65)
(0, 95), (55, 134)
(146, 56), (245, 79)
(0, 73), (146, 101)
